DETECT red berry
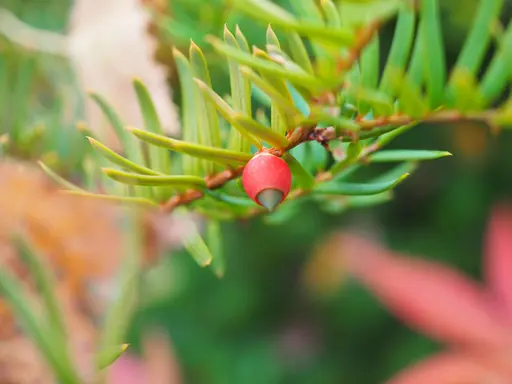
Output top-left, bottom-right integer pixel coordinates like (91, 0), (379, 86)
(242, 152), (292, 211)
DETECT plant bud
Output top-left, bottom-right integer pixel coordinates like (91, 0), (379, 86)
(242, 152), (292, 212)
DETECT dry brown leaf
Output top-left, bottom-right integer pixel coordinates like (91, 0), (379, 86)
(0, 336), (55, 384)
(0, 158), (192, 382)
(0, 158), (189, 332)
(0, 160), (150, 286)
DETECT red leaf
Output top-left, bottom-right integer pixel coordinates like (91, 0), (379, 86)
(484, 204), (512, 320)
(337, 234), (510, 348)
(107, 355), (149, 384)
(385, 352), (508, 384)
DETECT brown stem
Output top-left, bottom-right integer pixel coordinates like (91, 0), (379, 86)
(161, 167), (244, 212)
(336, 21), (381, 74)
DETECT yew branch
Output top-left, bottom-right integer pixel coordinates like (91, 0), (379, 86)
(159, 107), (506, 214)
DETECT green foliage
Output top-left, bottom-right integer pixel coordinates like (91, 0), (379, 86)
(0, 46), (87, 170)
(42, 0), (512, 273)
(2, 2), (512, 384)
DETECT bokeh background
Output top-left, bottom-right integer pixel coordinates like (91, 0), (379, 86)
(1, 0), (512, 383)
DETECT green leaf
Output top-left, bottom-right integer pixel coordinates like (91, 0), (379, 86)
(256, 109), (271, 128)
(252, 84), (272, 107)
(230, 0), (296, 25)
(194, 78), (262, 148)
(0, 269), (81, 383)
(338, 0), (402, 27)
(331, 162), (363, 182)
(319, 191), (393, 214)
(451, 0), (503, 76)
(347, 190), (394, 208)
(303, 112), (360, 133)
(99, 211), (143, 353)
(63, 191), (158, 207)
(178, 209), (213, 267)
(343, 85), (395, 116)
(420, 0), (446, 107)
(204, 189), (257, 208)
(287, 83), (311, 116)
(173, 48), (201, 176)
(0, 134), (8, 157)
(207, 221), (225, 278)
(230, 0), (354, 46)
(88, 93), (145, 165)
(320, 0), (342, 28)
(96, 344), (130, 371)
(329, 141), (362, 175)
(480, 23), (512, 105)
(372, 161), (418, 183)
(407, 22), (425, 88)
(283, 153), (315, 189)
(290, 141), (329, 174)
(376, 122), (419, 148)
(130, 128), (252, 165)
(156, 12), (211, 44)
(231, 114), (289, 148)
(379, 3), (416, 94)
(315, 173), (409, 195)
(207, 36), (326, 92)
(235, 25), (251, 53)
(281, 22), (355, 47)
(493, 97), (512, 126)
(289, 0), (324, 24)
(103, 168), (207, 189)
(448, 69), (485, 111)
(190, 42), (223, 155)
(255, 47), (315, 98)
(132, 79), (172, 186)
(240, 67), (303, 122)
(346, 191), (394, 208)
(0, 61), (7, 134)
(284, 33), (314, 74)
(132, 80), (166, 136)
(368, 150), (452, 162)
(387, 69), (429, 117)
(350, 125), (399, 141)
(10, 56), (35, 144)
(251, 48), (299, 135)
(82, 101), (150, 199)
(360, 34), (380, 90)
(224, 26), (253, 153)
(446, 0), (504, 106)
(87, 137), (161, 176)
(38, 161), (88, 193)
(266, 25), (281, 48)
(15, 238), (70, 358)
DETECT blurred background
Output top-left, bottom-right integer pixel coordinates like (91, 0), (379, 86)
(1, 0), (512, 383)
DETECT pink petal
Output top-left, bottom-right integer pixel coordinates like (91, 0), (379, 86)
(107, 354), (149, 384)
(337, 233), (509, 348)
(485, 204), (512, 319)
(385, 352), (508, 384)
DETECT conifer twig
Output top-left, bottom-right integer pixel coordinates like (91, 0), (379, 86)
(160, 107), (507, 213)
